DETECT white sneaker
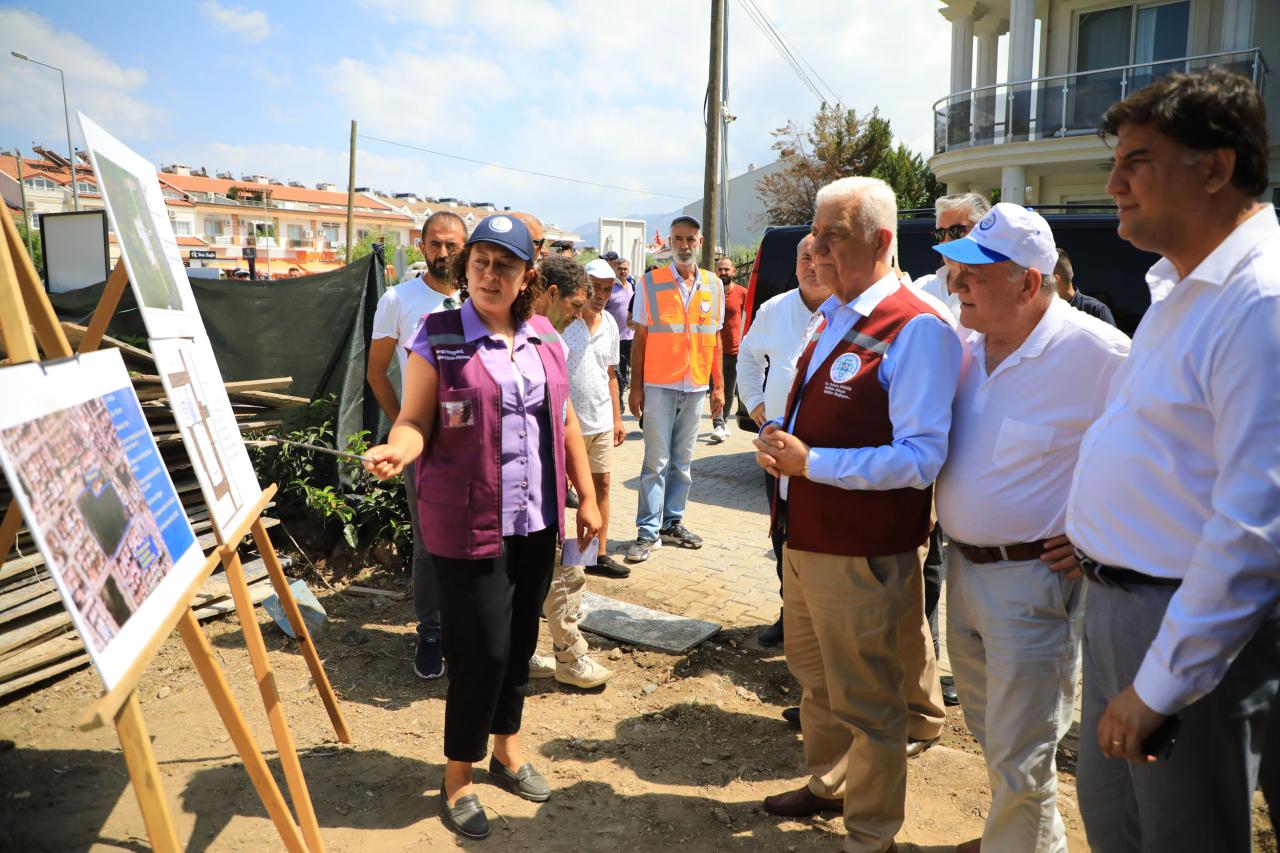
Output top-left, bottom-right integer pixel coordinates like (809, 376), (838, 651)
(555, 655), (614, 689)
(707, 423), (725, 444)
(529, 653), (556, 679)
(714, 423), (731, 441)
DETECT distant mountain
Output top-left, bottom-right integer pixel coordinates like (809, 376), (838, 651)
(571, 207), (684, 248)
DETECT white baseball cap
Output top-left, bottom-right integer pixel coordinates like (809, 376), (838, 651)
(934, 202), (1057, 275)
(583, 259), (616, 280)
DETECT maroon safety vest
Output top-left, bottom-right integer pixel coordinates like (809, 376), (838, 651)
(773, 284), (942, 557)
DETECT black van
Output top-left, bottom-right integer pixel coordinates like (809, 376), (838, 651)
(743, 208), (1160, 338)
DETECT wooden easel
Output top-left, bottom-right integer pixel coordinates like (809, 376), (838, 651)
(0, 214), (314, 851)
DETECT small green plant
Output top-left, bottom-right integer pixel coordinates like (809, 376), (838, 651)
(247, 397), (412, 562)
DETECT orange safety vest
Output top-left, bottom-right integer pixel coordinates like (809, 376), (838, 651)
(641, 264), (721, 386)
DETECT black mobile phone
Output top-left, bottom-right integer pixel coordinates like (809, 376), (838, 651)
(1141, 714), (1182, 760)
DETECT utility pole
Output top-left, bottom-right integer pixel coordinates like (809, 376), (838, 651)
(345, 119), (357, 264)
(14, 150), (34, 259)
(700, 0), (724, 270)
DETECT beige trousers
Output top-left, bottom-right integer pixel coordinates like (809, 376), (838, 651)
(543, 560), (588, 663)
(783, 542), (940, 853)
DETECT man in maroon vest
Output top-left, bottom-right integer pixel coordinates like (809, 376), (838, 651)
(755, 176), (963, 853)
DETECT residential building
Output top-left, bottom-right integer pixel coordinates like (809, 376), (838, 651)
(678, 157), (794, 250)
(373, 193), (581, 245)
(931, 0), (1278, 205)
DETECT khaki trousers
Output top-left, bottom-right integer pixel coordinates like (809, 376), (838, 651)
(783, 543), (939, 853)
(543, 560), (588, 662)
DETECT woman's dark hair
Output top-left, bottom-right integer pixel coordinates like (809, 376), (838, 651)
(452, 242), (545, 323)
(1101, 67), (1269, 198)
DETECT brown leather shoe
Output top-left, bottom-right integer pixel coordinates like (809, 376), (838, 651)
(762, 786), (843, 817)
(954, 839), (981, 853)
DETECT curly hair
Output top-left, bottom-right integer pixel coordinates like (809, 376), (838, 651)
(452, 243), (545, 324)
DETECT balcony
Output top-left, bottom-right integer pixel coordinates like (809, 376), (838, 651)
(933, 48), (1267, 155)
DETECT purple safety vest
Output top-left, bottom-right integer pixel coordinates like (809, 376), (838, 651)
(415, 309), (570, 559)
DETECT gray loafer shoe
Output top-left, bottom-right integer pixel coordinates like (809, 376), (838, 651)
(440, 788), (490, 840)
(488, 756), (551, 802)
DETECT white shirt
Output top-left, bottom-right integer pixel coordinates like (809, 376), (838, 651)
(562, 312), (620, 435)
(936, 297), (1130, 545)
(1066, 205), (1280, 715)
(371, 275), (456, 380)
(912, 266), (962, 321)
(632, 262), (725, 392)
(737, 288), (824, 421)
(770, 273), (963, 498)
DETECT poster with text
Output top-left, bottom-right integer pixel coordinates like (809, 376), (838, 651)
(151, 336), (263, 541)
(0, 350), (204, 690)
(78, 112), (202, 340)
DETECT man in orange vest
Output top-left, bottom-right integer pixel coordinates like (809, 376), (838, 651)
(625, 215), (725, 562)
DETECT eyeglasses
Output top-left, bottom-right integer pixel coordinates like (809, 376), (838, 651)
(932, 224), (972, 243)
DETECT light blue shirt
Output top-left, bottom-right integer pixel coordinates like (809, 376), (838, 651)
(770, 272), (963, 496)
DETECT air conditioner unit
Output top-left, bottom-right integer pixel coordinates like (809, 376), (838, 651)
(222, 218), (232, 226)
(327, 240), (339, 248)
(304, 230), (313, 238)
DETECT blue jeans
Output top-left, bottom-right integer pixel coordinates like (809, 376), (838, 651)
(635, 385), (705, 540)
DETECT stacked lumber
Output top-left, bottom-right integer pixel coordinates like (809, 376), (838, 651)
(0, 324), (310, 699)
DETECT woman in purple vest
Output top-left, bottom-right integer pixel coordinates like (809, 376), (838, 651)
(365, 214), (601, 840)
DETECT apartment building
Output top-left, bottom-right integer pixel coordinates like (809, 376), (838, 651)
(931, 0), (1278, 205)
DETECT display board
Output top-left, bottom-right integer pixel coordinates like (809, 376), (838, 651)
(598, 217), (647, 274)
(78, 113), (202, 340)
(40, 210), (110, 294)
(151, 336), (263, 540)
(0, 349), (204, 689)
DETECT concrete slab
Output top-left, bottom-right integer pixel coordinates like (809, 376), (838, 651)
(579, 591), (720, 654)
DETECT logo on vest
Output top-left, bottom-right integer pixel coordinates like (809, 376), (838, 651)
(829, 352), (861, 384)
(700, 299), (711, 313)
(434, 347), (470, 362)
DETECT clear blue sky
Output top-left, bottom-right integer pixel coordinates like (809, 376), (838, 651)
(1, 1), (952, 234)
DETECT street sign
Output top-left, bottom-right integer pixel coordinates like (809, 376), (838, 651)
(189, 249), (215, 260)
(241, 247), (257, 260)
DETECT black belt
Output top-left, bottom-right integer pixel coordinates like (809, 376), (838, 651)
(1075, 550), (1182, 589)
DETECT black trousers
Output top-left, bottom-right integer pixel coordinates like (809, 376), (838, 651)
(617, 339), (632, 393)
(923, 525), (944, 656)
(433, 526), (557, 763)
(763, 472), (785, 600)
(711, 353), (739, 426)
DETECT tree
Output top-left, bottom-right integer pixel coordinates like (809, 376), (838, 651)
(16, 219), (42, 272)
(757, 102), (944, 225)
(349, 227), (422, 267)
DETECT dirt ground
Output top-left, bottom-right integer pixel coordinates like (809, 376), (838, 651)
(0, 578), (1274, 852)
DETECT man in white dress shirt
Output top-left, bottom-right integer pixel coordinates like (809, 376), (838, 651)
(737, 233), (827, 647)
(1065, 69), (1280, 852)
(934, 203), (1130, 853)
(912, 192), (989, 321)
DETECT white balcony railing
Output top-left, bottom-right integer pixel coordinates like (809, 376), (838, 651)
(932, 48), (1267, 155)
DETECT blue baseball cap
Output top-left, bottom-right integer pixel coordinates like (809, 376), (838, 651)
(466, 214), (533, 261)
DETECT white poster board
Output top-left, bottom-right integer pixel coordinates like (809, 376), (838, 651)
(151, 336), (263, 541)
(78, 112), (202, 340)
(41, 210), (110, 293)
(0, 350), (204, 689)
(597, 218), (647, 274)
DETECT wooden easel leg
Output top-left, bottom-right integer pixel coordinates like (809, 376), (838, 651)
(175, 609), (308, 853)
(250, 518), (351, 744)
(222, 548), (324, 852)
(115, 694), (182, 853)
(0, 500), (21, 563)
(78, 261), (129, 355)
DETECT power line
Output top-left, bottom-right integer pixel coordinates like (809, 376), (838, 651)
(735, 0), (824, 102)
(748, 0), (842, 104)
(357, 133), (694, 200)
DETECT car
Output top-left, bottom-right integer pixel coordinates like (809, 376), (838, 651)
(736, 207), (1161, 432)
(742, 207), (1159, 339)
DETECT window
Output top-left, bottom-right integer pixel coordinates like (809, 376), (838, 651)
(322, 224), (339, 244)
(162, 188), (183, 200)
(173, 220), (192, 236)
(24, 177), (58, 191)
(287, 224), (304, 246)
(204, 217), (226, 238)
(1075, 2), (1189, 73)
(76, 181), (96, 194)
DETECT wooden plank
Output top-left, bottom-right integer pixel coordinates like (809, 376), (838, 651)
(0, 632), (84, 682)
(0, 552), (43, 584)
(224, 378), (293, 394)
(344, 585), (405, 601)
(0, 588), (61, 625)
(59, 323), (155, 369)
(0, 653), (89, 699)
(0, 611), (71, 658)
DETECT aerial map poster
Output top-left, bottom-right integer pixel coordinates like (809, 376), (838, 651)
(0, 350), (204, 690)
(77, 112), (203, 341)
(151, 336), (263, 541)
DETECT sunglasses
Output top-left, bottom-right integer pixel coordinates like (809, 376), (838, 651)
(932, 224), (972, 243)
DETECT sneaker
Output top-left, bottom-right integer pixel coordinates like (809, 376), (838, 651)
(414, 634), (446, 680)
(555, 655), (614, 689)
(529, 653), (556, 679)
(707, 422), (725, 444)
(625, 536), (661, 563)
(566, 485), (580, 509)
(660, 522), (703, 549)
(586, 554), (631, 579)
